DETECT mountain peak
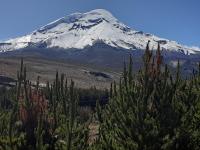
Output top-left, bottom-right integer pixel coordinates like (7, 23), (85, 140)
(86, 9), (116, 19)
(0, 9), (200, 54)
(37, 9), (117, 32)
(88, 8), (111, 14)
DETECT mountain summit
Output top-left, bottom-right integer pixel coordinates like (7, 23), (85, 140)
(0, 9), (199, 55)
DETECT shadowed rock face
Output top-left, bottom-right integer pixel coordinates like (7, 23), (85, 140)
(0, 75), (16, 87)
(87, 71), (111, 79)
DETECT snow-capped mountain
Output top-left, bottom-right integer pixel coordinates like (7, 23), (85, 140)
(0, 9), (199, 55)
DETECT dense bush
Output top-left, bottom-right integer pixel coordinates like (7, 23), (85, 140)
(0, 42), (200, 149)
(94, 42), (200, 150)
(0, 60), (91, 149)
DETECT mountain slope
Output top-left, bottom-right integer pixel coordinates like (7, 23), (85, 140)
(0, 9), (200, 85)
(0, 9), (200, 55)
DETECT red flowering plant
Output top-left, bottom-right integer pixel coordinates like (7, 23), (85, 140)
(143, 41), (163, 79)
(16, 60), (54, 147)
(19, 88), (48, 126)
(18, 82), (51, 146)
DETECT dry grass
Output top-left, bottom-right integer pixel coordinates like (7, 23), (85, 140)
(88, 122), (99, 145)
(0, 56), (120, 89)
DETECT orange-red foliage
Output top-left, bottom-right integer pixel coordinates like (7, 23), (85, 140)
(19, 89), (48, 125)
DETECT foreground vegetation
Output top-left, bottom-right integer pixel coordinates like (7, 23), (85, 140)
(0, 42), (200, 149)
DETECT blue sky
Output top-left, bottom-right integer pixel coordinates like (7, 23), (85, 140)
(0, 0), (199, 47)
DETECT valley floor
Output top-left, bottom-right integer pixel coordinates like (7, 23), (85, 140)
(0, 56), (120, 89)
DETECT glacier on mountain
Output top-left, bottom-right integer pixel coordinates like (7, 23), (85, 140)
(0, 9), (199, 55)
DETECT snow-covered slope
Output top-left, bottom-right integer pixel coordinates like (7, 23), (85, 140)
(0, 9), (199, 55)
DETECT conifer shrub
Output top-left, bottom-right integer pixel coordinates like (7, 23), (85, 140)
(0, 42), (200, 149)
(94, 42), (200, 150)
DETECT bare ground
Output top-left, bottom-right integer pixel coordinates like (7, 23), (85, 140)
(0, 57), (121, 89)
